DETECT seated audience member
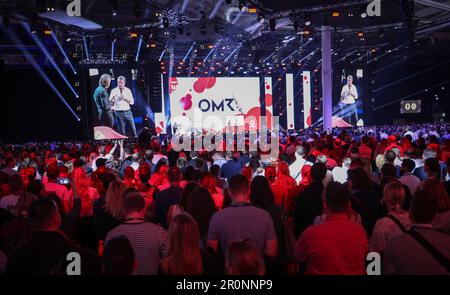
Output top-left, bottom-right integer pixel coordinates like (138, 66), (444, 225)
(207, 175), (278, 260)
(0, 192), (36, 256)
(419, 179), (450, 234)
(383, 190), (450, 275)
(0, 174), (24, 211)
(105, 192), (168, 275)
(43, 163), (70, 204)
(370, 182), (411, 254)
(296, 182), (368, 275)
(294, 163), (327, 238)
(347, 167), (382, 235)
(399, 158), (420, 196)
(153, 167), (184, 229)
(160, 214), (212, 275)
(186, 186), (217, 245)
(332, 158), (351, 184)
(102, 236), (135, 275)
(6, 198), (72, 274)
(226, 240), (266, 275)
(241, 166), (253, 184)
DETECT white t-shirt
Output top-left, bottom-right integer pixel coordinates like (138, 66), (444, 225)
(340, 84), (358, 104)
(110, 86), (134, 111)
(332, 166), (348, 184)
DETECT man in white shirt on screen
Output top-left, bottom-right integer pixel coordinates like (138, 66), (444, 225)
(110, 76), (137, 137)
(340, 75), (359, 125)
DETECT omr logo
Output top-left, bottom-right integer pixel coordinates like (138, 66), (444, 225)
(66, 0), (81, 17)
(367, 0), (381, 17)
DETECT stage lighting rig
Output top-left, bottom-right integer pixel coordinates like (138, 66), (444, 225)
(109, 0), (118, 16)
(258, 13), (265, 24)
(238, 0), (247, 12)
(269, 18), (276, 31)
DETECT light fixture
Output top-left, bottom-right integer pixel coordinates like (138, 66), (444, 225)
(258, 13), (265, 24)
(238, 0), (247, 12)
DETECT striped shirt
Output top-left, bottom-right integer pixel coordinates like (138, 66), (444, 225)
(105, 222), (168, 275)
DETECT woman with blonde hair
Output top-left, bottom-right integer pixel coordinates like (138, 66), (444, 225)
(67, 167), (99, 216)
(160, 214), (208, 275)
(370, 181), (411, 254)
(93, 180), (127, 249)
(420, 179), (450, 233)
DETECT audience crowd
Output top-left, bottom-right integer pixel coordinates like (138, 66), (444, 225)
(0, 123), (449, 275)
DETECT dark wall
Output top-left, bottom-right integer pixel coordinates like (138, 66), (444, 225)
(0, 67), (83, 143)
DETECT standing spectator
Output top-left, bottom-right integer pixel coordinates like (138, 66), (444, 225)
(149, 159), (169, 189)
(0, 174), (24, 212)
(332, 158), (351, 184)
(186, 186), (217, 245)
(105, 192), (168, 275)
(6, 198), (72, 274)
(316, 155), (334, 187)
(0, 192), (36, 256)
(102, 236), (135, 275)
(43, 163), (70, 205)
(160, 214), (212, 275)
(226, 240), (266, 275)
(207, 175), (278, 259)
(153, 167), (183, 229)
(220, 152), (242, 181)
(200, 173), (224, 210)
(295, 182), (368, 275)
(383, 190), (450, 275)
(419, 179), (450, 234)
(293, 163), (327, 238)
(210, 164), (226, 190)
(399, 158), (421, 195)
(250, 176), (287, 274)
(370, 182), (411, 254)
(347, 167), (382, 235)
(93, 180), (126, 243)
(289, 146), (312, 183)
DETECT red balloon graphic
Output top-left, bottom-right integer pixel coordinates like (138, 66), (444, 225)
(180, 94), (193, 110)
(265, 94), (273, 107)
(266, 85), (271, 90)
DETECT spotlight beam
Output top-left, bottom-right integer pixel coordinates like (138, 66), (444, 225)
(209, 0), (225, 19)
(111, 40), (115, 61)
(2, 27), (80, 121)
(183, 42), (196, 61)
(203, 47), (215, 62)
(83, 36), (90, 60)
(24, 23), (79, 98)
(135, 35), (143, 62)
(50, 33), (77, 75)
